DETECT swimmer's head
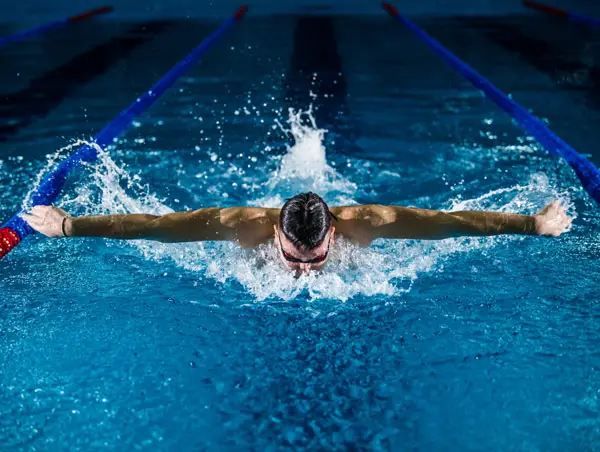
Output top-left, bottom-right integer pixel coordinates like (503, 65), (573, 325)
(275, 192), (335, 274)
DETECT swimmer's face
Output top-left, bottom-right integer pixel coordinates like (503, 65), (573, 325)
(274, 225), (335, 274)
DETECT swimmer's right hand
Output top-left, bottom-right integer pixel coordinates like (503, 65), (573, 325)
(534, 200), (572, 237)
(21, 205), (71, 238)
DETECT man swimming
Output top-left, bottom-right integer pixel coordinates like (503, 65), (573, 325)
(22, 192), (572, 274)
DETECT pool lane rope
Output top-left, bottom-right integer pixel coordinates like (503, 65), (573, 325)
(382, 2), (600, 205)
(0, 6), (114, 49)
(523, 1), (600, 29)
(0, 6), (249, 260)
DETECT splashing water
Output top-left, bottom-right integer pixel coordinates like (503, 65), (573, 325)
(21, 139), (93, 211)
(257, 107), (357, 207)
(33, 108), (571, 302)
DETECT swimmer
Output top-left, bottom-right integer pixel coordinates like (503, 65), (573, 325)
(22, 192), (572, 274)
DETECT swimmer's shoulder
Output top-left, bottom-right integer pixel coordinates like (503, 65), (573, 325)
(330, 204), (396, 225)
(220, 206), (280, 227)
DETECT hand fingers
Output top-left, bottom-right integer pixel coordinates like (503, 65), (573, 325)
(20, 213), (36, 223)
(20, 213), (43, 229)
(540, 200), (569, 220)
(553, 214), (572, 235)
(538, 204), (550, 215)
(558, 204), (572, 226)
(31, 205), (50, 216)
(538, 200), (559, 215)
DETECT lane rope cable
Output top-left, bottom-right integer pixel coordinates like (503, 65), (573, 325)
(523, 1), (600, 29)
(0, 6), (249, 260)
(0, 6), (114, 49)
(383, 2), (600, 205)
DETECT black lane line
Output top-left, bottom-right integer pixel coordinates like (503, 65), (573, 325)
(455, 17), (600, 108)
(285, 16), (349, 132)
(0, 21), (173, 141)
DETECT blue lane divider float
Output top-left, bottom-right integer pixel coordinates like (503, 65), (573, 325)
(0, 6), (249, 259)
(0, 6), (114, 49)
(523, 1), (600, 29)
(382, 2), (600, 205)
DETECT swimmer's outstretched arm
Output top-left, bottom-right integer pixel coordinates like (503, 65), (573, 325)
(332, 200), (572, 243)
(21, 205), (279, 247)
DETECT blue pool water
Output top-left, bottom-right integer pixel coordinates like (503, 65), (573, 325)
(2, 14), (600, 450)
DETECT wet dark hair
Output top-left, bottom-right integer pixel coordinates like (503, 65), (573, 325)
(280, 192), (335, 250)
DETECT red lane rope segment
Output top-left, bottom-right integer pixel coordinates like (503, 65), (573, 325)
(522, 1), (569, 17)
(0, 228), (21, 259)
(68, 6), (115, 23)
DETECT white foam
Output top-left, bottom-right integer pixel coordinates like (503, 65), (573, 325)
(447, 172), (576, 218)
(256, 107), (357, 206)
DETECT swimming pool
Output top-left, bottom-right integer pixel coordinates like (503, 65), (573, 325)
(2, 12), (600, 450)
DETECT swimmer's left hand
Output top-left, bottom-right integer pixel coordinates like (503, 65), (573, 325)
(534, 200), (573, 237)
